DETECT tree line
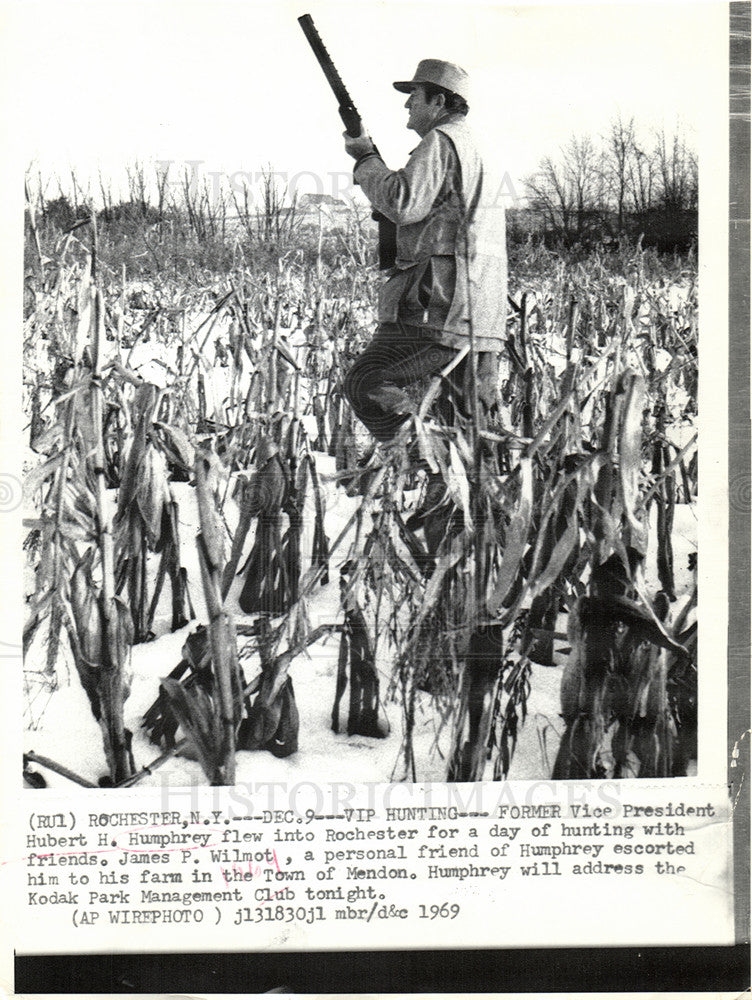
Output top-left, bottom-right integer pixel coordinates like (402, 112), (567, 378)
(27, 113), (698, 268)
(520, 117), (698, 251)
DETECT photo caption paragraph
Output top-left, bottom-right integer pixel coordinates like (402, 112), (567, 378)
(6, 781), (734, 952)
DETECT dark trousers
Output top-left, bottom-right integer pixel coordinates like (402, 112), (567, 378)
(343, 322), (498, 442)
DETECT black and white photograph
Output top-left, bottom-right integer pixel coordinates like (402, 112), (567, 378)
(16, 0), (713, 790)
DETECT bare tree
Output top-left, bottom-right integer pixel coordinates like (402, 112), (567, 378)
(562, 135), (604, 232)
(524, 117), (697, 249)
(98, 169), (114, 222)
(525, 135), (605, 241)
(154, 162), (171, 229)
(627, 142), (656, 214)
(525, 154), (575, 237)
(605, 115), (637, 230)
(126, 161), (149, 218)
(653, 127), (698, 212)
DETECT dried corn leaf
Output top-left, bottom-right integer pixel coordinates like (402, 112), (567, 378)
(530, 515), (579, 599)
(619, 371), (647, 545)
(414, 416), (439, 473)
(160, 676), (221, 780)
(117, 429), (146, 516)
(273, 337), (301, 371)
(446, 441), (472, 533)
(30, 421), (64, 456)
(194, 453), (224, 571)
(606, 593), (688, 657)
(75, 276), (93, 364)
(135, 446), (169, 546)
(154, 421), (194, 471)
(488, 457), (533, 614)
(413, 532), (465, 633)
(24, 453), (66, 498)
(57, 519), (95, 543)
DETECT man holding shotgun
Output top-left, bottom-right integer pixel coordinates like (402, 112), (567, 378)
(341, 59), (508, 446)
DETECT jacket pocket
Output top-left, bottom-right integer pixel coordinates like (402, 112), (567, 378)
(399, 258), (430, 315)
(403, 256), (456, 321)
(379, 258), (456, 326)
(377, 267), (415, 323)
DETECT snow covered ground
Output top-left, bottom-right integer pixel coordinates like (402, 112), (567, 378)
(23, 442), (697, 790)
(23, 287), (698, 788)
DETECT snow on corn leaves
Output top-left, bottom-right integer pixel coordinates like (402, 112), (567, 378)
(115, 382), (193, 641)
(21, 217), (697, 785)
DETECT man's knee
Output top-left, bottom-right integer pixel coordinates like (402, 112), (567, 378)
(342, 361), (357, 407)
(343, 355), (373, 414)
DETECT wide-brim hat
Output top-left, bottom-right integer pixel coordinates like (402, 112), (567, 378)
(393, 59), (470, 102)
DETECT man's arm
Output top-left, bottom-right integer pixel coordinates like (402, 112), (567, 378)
(351, 130), (456, 226)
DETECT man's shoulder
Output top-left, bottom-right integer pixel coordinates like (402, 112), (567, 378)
(433, 115), (473, 140)
(432, 117), (479, 158)
(405, 128), (459, 173)
(410, 119), (471, 164)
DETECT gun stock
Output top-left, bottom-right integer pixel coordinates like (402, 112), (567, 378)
(298, 13), (396, 269)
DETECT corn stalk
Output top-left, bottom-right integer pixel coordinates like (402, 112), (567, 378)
(187, 451), (242, 784)
(84, 218), (136, 783)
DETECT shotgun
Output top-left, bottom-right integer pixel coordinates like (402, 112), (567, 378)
(297, 13), (397, 270)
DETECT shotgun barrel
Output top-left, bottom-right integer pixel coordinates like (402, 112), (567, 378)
(297, 13), (397, 269)
(297, 14), (361, 137)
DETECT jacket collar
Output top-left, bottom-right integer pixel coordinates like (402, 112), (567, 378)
(434, 111), (464, 130)
(410, 113), (466, 153)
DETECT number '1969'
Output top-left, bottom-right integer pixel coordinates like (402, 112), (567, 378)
(418, 903), (460, 919)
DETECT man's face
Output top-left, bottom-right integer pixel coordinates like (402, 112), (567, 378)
(404, 85), (443, 137)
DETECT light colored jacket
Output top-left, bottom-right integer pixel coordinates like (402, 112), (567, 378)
(354, 114), (507, 351)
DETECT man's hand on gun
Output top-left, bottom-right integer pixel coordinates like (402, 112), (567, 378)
(343, 127), (376, 160)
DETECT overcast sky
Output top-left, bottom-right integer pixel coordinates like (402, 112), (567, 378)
(2, 0), (726, 206)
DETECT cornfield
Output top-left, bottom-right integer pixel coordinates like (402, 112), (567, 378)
(22, 184), (698, 788)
